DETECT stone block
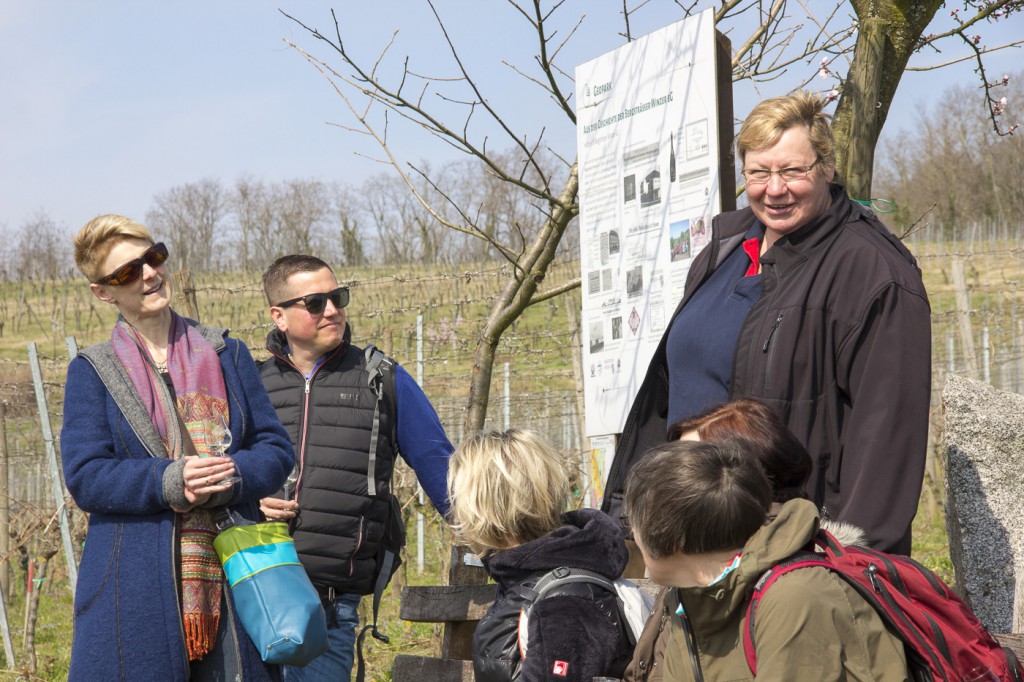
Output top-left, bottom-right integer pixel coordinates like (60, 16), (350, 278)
(942, 374), (1024, 633)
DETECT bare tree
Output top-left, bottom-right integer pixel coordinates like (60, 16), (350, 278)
(330, 183), (368, 267)
(11, 212), (72, 281)
(361, 173), (415, 264)
(274, 178), (331, 256)
(232, 175), (278, 271)
(283, 0), (1022, 431)
(147, 178), (226, 272)
(876, 70), (1024, 234)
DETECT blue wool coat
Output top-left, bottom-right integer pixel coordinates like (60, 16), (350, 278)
(61, 323), (294, 682)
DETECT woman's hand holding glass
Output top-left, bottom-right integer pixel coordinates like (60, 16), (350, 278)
(204, 415), (241, 485)
(181, 456), (234, 507)
(181, 416), (239, 505)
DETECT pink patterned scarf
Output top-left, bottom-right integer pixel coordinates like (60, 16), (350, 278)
(111, 311), (228, 661)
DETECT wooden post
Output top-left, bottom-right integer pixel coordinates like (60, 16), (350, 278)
(172, 268), (200, 321)
(440, 546), (489, 660)
(392, 545), (489, 681)
(951, 258), (979, 379)
(715, 30), (736, 210)
(0, 402), (8, 599)
(27, 343), (78, 595)
(0, 574), (15, 668)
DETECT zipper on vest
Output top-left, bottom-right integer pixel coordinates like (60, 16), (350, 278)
(294, 376), (313, 504)
(762, 313), (783, 392)
(268, 343), (343, 504)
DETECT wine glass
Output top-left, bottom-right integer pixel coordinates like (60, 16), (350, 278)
(283, 467), (299, 500)
(207, 415), (241, 485)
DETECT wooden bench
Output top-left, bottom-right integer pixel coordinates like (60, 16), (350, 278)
(392, 547), (490, 681)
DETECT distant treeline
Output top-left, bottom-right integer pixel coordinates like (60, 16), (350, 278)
(5, 72), (1022, 283)
(0, 148), (576, 282)
(874, 69), (1024, 238)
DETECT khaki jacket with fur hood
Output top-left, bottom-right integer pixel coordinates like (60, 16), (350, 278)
(623, 508), (868, 682)
(654, 500), (908, 682)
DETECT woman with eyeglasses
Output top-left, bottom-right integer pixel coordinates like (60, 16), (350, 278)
(603, 91), (931, 557)
(60, 214), (294, 681)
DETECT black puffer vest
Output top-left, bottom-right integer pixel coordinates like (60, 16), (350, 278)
(260, 325), (398, 595)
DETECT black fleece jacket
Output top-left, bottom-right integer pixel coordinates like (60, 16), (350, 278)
(473, 509), (631, 682)
(604, 186), (931, 555)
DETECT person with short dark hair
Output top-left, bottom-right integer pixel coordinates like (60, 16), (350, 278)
(257, 254), (453, 682)
(624, 439), (908, 681)
(625, 398), (863, 682)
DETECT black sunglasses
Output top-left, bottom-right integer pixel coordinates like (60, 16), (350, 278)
(274, 287), (350, 315)
(93, 242), (169, 286)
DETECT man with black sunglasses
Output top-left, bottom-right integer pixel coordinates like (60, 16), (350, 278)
(257, 255), (454, 682)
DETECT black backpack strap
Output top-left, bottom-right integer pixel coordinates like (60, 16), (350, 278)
(355, 344), (401, 682)
(517, 566), (627, 663)
(363, 344), (387, 496)
(354, 547), (396, 682)
(533, 566), (616, 601)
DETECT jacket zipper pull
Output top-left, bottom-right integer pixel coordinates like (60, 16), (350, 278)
(867, 564), (883, 593)
(762, 314), (784, 352)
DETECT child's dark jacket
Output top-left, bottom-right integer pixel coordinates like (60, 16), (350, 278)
(473, 509), (631, 681)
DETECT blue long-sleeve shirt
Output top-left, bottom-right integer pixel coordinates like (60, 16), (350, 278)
(393, 363), (453, 517)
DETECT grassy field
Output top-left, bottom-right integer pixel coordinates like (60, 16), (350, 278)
(0, 241), (1020, 679)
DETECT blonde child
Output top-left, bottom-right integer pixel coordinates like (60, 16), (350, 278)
(447, 429), (633, 682)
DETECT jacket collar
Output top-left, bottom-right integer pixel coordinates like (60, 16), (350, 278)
(759, 184), (852, 274)
(265, 323), (352, 366)
(78, 317), (227, 458)
(191, 317), (228, 353)
(670, 499), (819, 636)
(483, 509), (629, 589)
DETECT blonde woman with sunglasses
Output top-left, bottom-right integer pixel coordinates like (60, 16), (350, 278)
(60, 214), (294, 681)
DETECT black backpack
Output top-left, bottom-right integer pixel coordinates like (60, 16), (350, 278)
(512, 566), (652, 678)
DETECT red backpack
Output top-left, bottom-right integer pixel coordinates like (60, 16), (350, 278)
(743, 529), (1024, 682)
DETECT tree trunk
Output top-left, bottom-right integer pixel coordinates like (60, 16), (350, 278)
(841, 17), (887, 199)
(23, 554), (52, 676)
(834, 1), (943, 193)
(464, 163), (579, 432)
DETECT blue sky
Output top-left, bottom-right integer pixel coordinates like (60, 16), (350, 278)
(1, 1), (1020, 237)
